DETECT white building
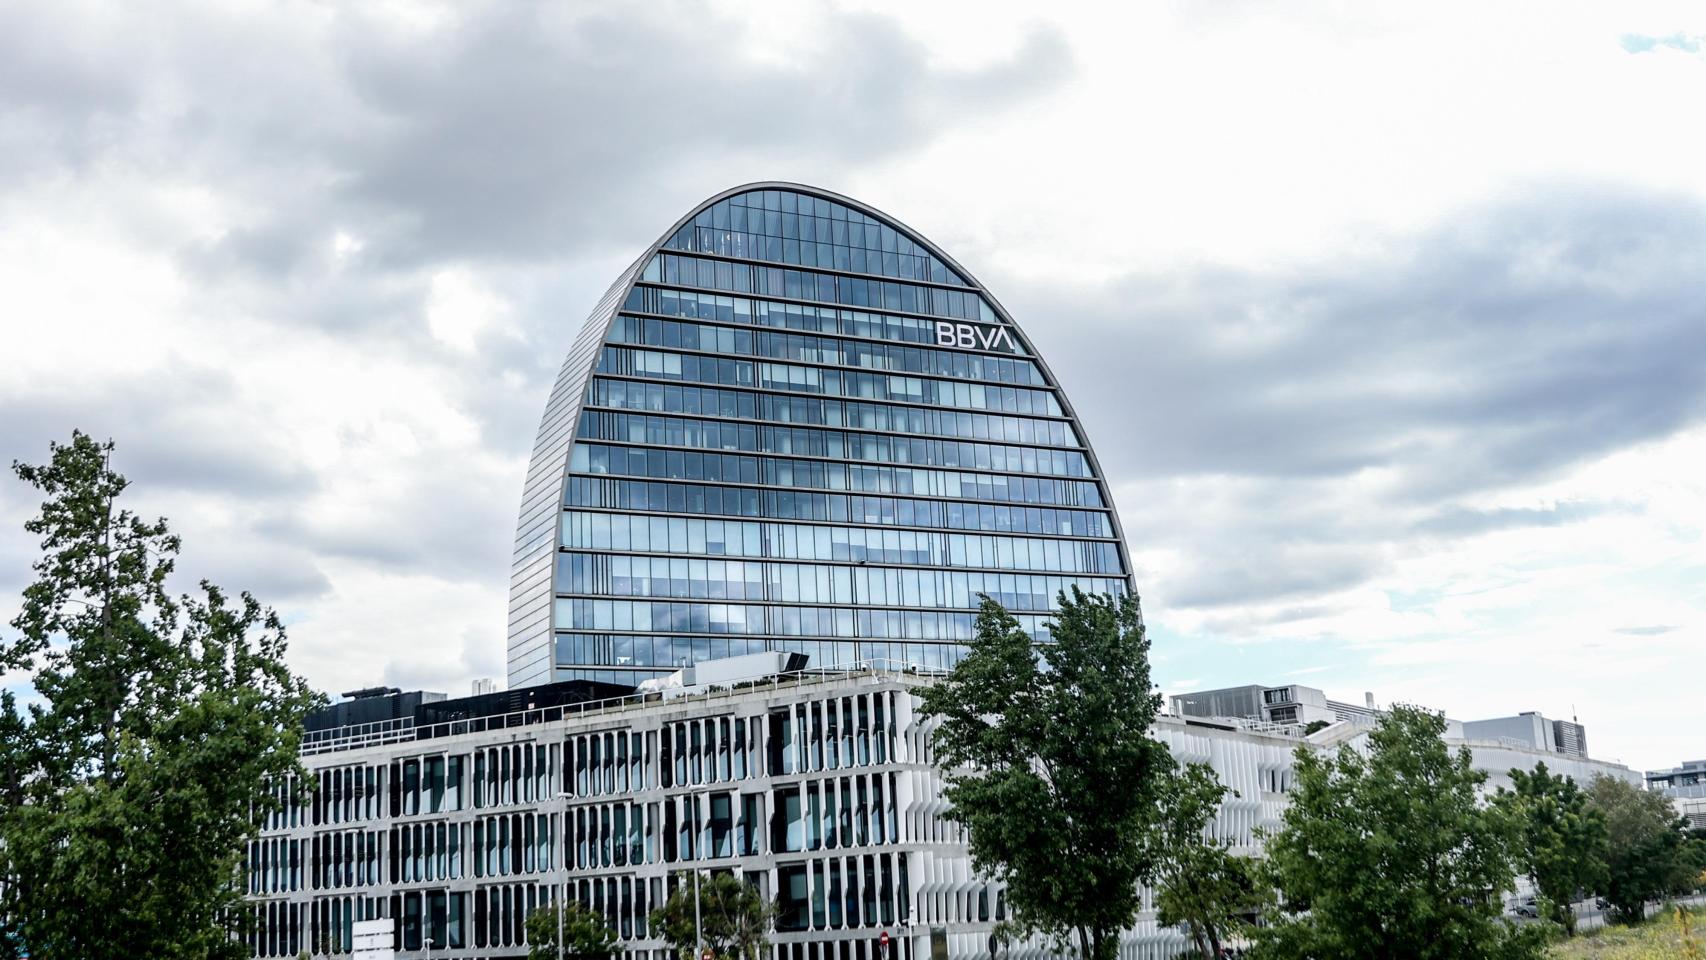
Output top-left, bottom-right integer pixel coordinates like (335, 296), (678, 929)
(244, 661), (1310, 960)
(1646, 760), (1706, 828)
(1168, 683), (1377, 728)
(245, 664), (1640, 960)
(1460, 712), (1589, 760)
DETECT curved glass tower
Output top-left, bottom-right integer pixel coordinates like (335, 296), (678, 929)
(509, 183), (1133, 688)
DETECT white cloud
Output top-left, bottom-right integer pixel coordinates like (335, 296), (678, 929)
(426, 267), (511, 352)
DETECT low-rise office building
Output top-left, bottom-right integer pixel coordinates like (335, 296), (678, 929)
(246, 659), (925, 960)
(1460, 712), (1589, 760)
(1169, 683), (1636, 796)
(1447, 736), (1638, 794)
(1646, 759), (1706, 797)
(1646, 759), (1706, 828)
(1167, 683), (1377, 728)
(245, 661), (1647, 960)
(243, 658), (1308, 960)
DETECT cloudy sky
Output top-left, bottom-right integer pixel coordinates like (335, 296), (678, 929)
(2, 0), (1703, 771)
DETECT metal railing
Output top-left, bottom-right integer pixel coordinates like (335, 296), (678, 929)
(301, 716), (416, 755)
(1223, 717), (1307, 738)
(302, 658), (934, 756)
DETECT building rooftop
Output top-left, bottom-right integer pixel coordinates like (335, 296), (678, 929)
(301, 657), (927, 756)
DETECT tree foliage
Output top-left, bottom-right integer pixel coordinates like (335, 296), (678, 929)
(1492, 762), (1607, 935)
(1588, 773), (1696, 923)
(1252, 704), (1544, 960)
(648, 871), (775, 960)
(1152, 762), (1262, 960)
(525, 900), (621, 960)
(0, 432), (321, 960)
(917, 589), (1171, 960)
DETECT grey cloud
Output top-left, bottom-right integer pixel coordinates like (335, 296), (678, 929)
(0, 4), (143, 181)
(1194, 604), (1352, 636)
(253, 464), (515, 584)
(0, 372), (331, 610)
(1, 0), (1077, 514)
(1034, 187), (1706, 497)
(173, 541), (334, 605)
(1412, 500), (1634, 537)
(3, 2), (1070, 280)
(1062, 187), (1706, 617)
(0, 370), (317, 499)
(331, 8), (1072, 266)
(379, 628), (506, 695)
(1163, 547), (1382, 611)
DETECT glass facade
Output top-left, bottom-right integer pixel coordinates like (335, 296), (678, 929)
(509, 183), (1132, 687)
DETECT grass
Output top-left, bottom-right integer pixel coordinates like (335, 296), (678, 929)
(1547, 904), (1706, 959)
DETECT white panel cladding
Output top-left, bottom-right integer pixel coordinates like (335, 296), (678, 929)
(259, 672), (1653, 960)
(507, 253), (652, 688)
(249, 671), (1400, 960)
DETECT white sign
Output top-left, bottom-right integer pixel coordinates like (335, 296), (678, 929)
(935, 320), (1017, 353)
(353, 918), (394, 960)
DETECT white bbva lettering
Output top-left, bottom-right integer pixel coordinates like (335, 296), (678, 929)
(935, 320), (1013, 352)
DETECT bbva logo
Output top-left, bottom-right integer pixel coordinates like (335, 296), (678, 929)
(935, 321), (1017, 353)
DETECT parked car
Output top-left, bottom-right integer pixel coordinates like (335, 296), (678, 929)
(1505, 896), (1540, 919)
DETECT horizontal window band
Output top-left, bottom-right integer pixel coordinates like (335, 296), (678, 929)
(612, 301), (1026, 361)
(653, 240), (977, 294)
(574, 437), (1096, 484)
(595, 338), (1057, 400)
(586, 371), (1075, 423)
(555, 507), (1118, 544)
(552, 593), (1114, 615)
(579, 402), (1086, 454)
(561, 464), (1111, 510)
(563, 462), (1107, 513)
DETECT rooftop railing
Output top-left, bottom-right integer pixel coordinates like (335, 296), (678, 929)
(302, 658), (934, 756)
(1222, 717), (1307, 738)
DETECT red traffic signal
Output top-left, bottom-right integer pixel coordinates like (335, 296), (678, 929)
(880, 932), (890, 947)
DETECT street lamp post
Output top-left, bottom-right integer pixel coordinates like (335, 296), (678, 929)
(424, 936), (435, 960)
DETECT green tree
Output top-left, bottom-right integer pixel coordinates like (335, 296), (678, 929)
(0, 432), (321, 960)
(1589, 774), (1695, 923)
(917, 590), (1172, 960)
(1152, 762), (1262, 959)
(648, 871), (775, 960)
(1684, 830), (1706, 893)
(1492, 762), (1607, 935)
(525, 900), (621, 960)
(1252, 704), (1544, 960)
